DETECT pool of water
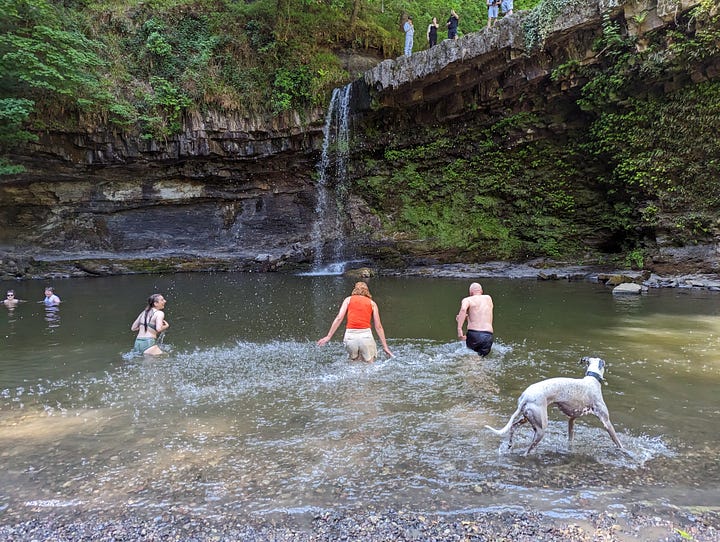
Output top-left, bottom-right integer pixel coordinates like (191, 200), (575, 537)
(1, 273), (718, 522)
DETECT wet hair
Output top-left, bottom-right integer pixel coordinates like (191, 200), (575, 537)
(351, 281), (372, 298)
(143, 293), (164, 331)
(44, 286), (54, 293)
(6, 289), (14, 295)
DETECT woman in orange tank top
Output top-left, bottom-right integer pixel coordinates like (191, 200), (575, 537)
(317, 281), (394, 362)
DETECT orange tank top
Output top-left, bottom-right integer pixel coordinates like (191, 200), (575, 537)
(346, 295), (373, 329)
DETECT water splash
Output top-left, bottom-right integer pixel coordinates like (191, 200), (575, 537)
(0, 338), (708, 523)
(310, 84), (352, 271)
(297, 259), (367, 276)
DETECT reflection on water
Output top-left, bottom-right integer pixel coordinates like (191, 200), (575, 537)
(43, 304), (61, 331)
(0, 274), (718, 522)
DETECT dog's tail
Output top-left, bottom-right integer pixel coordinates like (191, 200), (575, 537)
(484, 407), (521, 437)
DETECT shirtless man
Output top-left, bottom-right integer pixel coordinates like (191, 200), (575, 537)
(456, 282), (494, 357)
(3, 290), (20, 308)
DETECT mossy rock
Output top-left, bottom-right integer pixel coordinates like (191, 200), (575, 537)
(344, 267), (376, 279)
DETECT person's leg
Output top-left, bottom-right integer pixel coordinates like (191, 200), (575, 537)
(357, 335), (378, 362)
(344, 338), (361, 360)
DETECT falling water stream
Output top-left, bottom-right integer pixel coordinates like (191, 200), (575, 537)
(310, 84), (353, 274)
(0, 274), (719, 525)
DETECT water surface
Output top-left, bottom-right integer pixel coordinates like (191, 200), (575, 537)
(1, 274), (718, 522)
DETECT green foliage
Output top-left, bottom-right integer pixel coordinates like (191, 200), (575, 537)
(0, 0), (112, 171)
(625, 248), (644, 270)
(1, 0), (545, 168)
(1, 25), (105, 99)
(138, 77), (192, 139)
(357, 116), (603, 260)
(271, 67), (313, 113)
(524, 0), (588, 49)
(0, 98), (36, 146)
(1, 0), (717, 271)
(574, 6), (720, 245)
(0, 158), (26, 175)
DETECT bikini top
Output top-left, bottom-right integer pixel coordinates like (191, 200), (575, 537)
(144, 309), (158, 331)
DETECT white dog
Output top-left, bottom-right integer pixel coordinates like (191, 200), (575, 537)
(485, 357), (623, 455)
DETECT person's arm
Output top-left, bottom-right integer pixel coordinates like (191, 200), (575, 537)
(371, 301), (393, 357)
(131, 312), (141, 332)
(153, 310), (170, 333)
(456, 298), (470, 340)
(317, 297), (350, 346)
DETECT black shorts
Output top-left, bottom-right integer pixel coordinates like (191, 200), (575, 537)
(466, 330), (493, 357)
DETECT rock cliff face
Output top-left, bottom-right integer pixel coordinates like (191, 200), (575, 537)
(0, 0), (715, 278)
(1, 109), (328, 276)
(349, 0), (718, 273)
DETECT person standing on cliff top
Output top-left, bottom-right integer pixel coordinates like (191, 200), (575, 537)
(427, 17), (439, 47)
(501, 0), (513, 17)
(403, 16), (414, 56)
(487, 0), (499, 27)
(446, 9), (459, 40)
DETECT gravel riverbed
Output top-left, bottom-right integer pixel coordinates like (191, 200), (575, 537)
(1, 507), (718, 541)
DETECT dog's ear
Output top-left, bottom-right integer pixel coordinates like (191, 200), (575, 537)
(580, 356), (590, 366)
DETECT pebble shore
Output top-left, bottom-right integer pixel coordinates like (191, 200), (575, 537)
(1, 507), (718, 541)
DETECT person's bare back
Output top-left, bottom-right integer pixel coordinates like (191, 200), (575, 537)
(456, 282), (494, 357)
(456, 282), (494, 338)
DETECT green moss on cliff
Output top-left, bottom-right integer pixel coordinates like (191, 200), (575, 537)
(356, 120), (614, 261)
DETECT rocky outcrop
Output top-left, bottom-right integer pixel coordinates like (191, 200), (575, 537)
(360, 0), (703, 112)
(1, 109), (328, 277)
(350, 0), (718, 275)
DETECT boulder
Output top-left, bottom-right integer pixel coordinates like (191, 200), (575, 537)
(344, 267), (376, 279)
(612, 282), (643, 295)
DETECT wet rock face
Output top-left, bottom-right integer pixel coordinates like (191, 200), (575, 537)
(1, 109), (326, 264)
(0, 174), (316, 252)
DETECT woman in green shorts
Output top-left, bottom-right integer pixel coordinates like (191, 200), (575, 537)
(130, 294), (170, 355)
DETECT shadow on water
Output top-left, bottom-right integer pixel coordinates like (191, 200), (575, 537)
(0, 274), (718, 522)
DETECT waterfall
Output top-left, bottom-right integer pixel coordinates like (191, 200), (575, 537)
(310, 84), (352, 273)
